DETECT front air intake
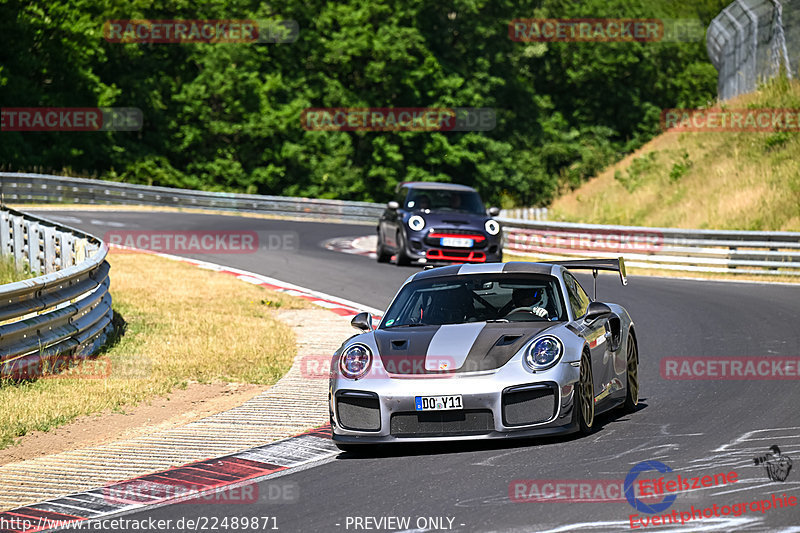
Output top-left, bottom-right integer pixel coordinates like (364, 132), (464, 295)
(502, 383), (557, 427)
(336, 391), (381, 431)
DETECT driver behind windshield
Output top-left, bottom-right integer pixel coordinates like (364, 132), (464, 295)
(508, 287), (549, 318)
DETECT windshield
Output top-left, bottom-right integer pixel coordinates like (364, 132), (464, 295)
(405, 189), (485, 214)
(381, 274), (567, 327)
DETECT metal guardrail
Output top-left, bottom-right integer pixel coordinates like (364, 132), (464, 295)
(1, 172), (799, 276)
(0, 206), (113, 379)
(499, 207), (548, 221)
(501, 219), (800, 276)
(0, 172), (385, 223)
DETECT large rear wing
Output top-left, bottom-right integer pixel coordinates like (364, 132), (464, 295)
(552, 257), (627, 299)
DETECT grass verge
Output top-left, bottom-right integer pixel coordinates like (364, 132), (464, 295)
(0, 255), (33, 284)
(549, 78), (800, 232)
(0, 251), (312, 450)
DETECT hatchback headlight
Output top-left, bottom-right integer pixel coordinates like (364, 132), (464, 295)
(485, 219), (500, 235)
(339, 344), (372, 379)
(408, 215), (425, 231)
(524, 336), (563, 371)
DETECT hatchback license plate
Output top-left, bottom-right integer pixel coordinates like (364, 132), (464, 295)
(415, 395), (463, 411)
(440, 237), (473, 248)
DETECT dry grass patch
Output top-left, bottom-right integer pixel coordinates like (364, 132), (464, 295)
(0, 251), (311, 449)
(0, 255), (33, 285)
(549, 78), (800, 232)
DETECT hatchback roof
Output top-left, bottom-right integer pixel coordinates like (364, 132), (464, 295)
(396, 181), (477, 192)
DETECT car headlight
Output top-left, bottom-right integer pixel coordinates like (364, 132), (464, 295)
(485, 219), (500, 236)
(339, 343), (372, 379)
(408, 215), (425, 231)
(524, 335), (563, 371)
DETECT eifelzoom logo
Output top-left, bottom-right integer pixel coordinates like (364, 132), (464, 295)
(754, 445), (793, 482)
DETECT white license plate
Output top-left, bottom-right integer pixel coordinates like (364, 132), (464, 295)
(440, 237), (473, 248)
(415, 395), (463, 411)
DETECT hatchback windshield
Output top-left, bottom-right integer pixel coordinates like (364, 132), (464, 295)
(405, 189), (485, 214)
(381, 274), (567, 327)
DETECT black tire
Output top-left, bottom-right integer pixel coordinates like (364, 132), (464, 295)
(622, 335), (639, 413)
(375, 232), (392, 263)
(576, 350), (595, 435)
(394, 231), (412, 266)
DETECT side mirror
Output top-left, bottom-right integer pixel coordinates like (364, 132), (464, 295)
(488, 206), (500, 217)
(351, 312), (373, 332)
(387, 201), (399, 211)
(584, 301), (613, 324)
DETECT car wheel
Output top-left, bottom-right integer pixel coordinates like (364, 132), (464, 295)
(375, 232), (392, 263)
(576, 350), (595, 434)
(394, 231), (411, 266)
(622, 335), (639, 413)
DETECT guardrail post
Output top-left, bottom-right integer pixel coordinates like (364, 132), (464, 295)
(43, 226), (57, 273)
(12, 215), (25, 269)
(0, 211), (10, 256)
(26, 220), (42, 274)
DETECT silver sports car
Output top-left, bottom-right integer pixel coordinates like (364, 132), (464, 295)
(329, 259), (638, 450)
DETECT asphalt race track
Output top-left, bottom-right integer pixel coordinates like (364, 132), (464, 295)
(39, 209), (800, 532)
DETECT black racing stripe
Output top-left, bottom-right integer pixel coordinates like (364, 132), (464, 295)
(502, 262), (553, 274)
(413, 264), (463, 281)
(374, 326), (440, 374)
(458, 323), (557, 372)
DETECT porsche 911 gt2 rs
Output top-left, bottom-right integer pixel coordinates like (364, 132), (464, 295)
(329, 258), (639, 450)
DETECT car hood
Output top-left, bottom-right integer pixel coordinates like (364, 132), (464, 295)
(371, 322), (556, 374)
(408, 210), (490, 231)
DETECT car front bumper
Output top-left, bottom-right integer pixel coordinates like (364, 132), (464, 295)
(330, 365), (580, 444)
(404, 230), (503, 263)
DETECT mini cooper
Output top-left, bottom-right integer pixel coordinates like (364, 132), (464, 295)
(376, 182), (503, 265)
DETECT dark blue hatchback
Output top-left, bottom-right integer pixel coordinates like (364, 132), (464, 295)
(376, 182), (503, 265)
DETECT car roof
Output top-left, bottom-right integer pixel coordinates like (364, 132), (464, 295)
(396, 181), (477, 193)
(410, 262), (558, 282)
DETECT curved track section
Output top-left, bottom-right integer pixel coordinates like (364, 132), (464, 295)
(33, 209), (800, 532)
